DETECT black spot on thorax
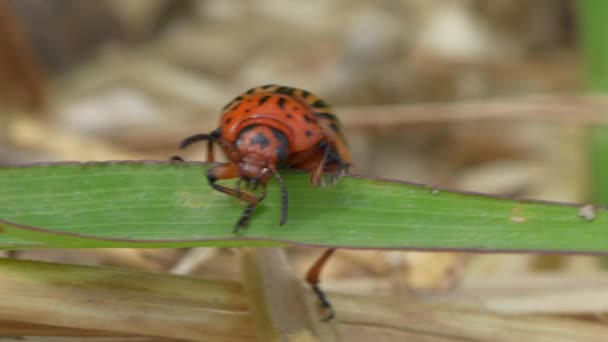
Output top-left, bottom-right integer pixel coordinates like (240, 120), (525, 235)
(270, 128), (290, 163)
(250, 132), (270, 148)
(305, 130), (313, 137)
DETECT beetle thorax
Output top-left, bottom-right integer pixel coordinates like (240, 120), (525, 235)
(232, 125), (289, 170)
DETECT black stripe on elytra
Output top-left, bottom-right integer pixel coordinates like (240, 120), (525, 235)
(270, 127), (290, 163)
(277, 97), (286, 109)
(329, 122), (339, 133)
(303, 114), (313, 123)
(275, 86), (295, 96)
(222, 96), (243, 110)
(314, 112), (338, 121)
(301, 90), (310, 98)
(246, 88), (256, 95)
(258, 95), (271, 105)
(312, 99), (328, 108)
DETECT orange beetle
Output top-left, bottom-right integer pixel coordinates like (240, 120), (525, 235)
(176, 84), (351, 229)
(174, 85), (350, 319)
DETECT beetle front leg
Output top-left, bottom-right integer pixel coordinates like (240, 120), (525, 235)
(207, 163), (257, 203)
(206, 163), (265, 231)
(235, 184), (267, 231)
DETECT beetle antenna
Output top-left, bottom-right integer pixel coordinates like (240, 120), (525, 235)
(272, 169), (288, 225)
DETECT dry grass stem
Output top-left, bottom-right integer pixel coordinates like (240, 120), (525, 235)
(239, 248), (338, 341)
(170, 248), (217, 275)
(340, 95), (608, 128)
(0, 258), (607, 341)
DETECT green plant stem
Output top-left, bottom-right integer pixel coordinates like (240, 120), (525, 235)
(578, 1), (608, 204)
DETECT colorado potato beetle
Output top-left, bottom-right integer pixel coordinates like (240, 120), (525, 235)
(176, 84), (350, 229)
(174, 84), (350, 319)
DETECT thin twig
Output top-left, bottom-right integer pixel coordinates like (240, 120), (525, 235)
(339, 95), (608, 128)
(170, 247), (216, 275)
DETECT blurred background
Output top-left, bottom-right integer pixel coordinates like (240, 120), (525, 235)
(1, 0), (607, 323)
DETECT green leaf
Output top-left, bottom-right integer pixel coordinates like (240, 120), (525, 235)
(578, 1), (608, 205)
(0, 162), (606, 252)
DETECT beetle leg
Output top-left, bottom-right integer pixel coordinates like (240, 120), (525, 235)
(207, 163), (257, 203)
(324, 149), (350, 182)
(311, 141), (350, 186)
(207, 164), (264, 230)
(305, 248), (337, 320)
(236, 179), (243, 196)
(311, 142), (330, 186)
(178, 129), (221, 162)
(236, 168), (288, 227)
(235, 184), (267, 231)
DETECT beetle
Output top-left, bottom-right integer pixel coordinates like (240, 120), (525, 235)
(175, 84), (350, 229)
(173, 84), (350, 319)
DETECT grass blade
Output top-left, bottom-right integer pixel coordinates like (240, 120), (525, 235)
(578, 1), (608, 204)
(0, 161), (606, 252)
